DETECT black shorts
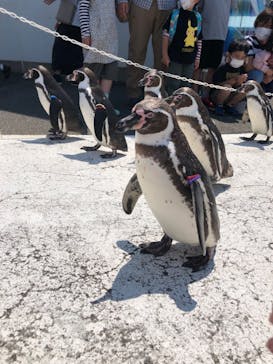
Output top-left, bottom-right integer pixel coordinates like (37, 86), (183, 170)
(199, 40), (224, 69)
(85, 62), (118, 81)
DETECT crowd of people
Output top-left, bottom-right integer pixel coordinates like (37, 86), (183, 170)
(37, 0), (273, 113)
(14, 0), (273, 115)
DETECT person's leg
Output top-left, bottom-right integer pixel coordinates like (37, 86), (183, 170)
(127, 2), (154, 100)
(199, 40), (224, 99)
(100, 62), (118, 95)
(151, 1), (171, 71)
(210, 85), (231, 115)
(166, 62), (183, 95)
(211, 88), (232, 106)
(180, 63), (195, 88)
(86, 63), (103, 82)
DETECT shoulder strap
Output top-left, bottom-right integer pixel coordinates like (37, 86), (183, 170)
(169, 9), (179, 43)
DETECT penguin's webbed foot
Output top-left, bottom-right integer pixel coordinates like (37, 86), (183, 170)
(183, 247), (215, 272)
(240, 133), (257, 142)
(81, 143), (101, 152)
(100, 150), (117, 159)
(257, 137), (270, 144)
(140, 234), (172, 256)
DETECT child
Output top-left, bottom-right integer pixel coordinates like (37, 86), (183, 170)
(211, 39), (249, 116)
(162, 0), (201, 95)
(245, 9), (273, 83)
(253, 30), (273, 93)
(79, 0), (118, 101)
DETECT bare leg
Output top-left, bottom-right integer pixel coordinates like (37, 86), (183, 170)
(100, 79), (113, 95)
(140, 233), (172, 256)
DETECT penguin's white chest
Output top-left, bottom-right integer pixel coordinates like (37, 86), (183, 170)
(178, 121), (219, 180)
(36, 86), (50, 115)
(248, 98), (268, 135)
(136, 155), (199, 245)
(79, 93), (96, 136)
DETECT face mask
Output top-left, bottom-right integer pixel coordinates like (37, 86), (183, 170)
(255, 27), (272, 41)
(230, 57), (245, 68)
(179, 0), (193, 10)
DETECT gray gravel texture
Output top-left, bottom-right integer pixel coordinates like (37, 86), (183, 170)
(0, 134), (272, 363)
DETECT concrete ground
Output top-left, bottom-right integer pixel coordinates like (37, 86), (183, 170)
(0, 73), (252, 136)
(0, 134), (272, 363)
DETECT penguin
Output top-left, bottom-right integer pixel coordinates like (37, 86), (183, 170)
(23, 65), (83, 140)
(116, 98), (220, 272)
(138, 69), (168, 99)
(166, 87), (234, 182)
(67, 67), (127, 158)
(239, 80), (273, 144)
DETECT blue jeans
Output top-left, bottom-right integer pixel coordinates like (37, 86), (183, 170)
(247, 69), (264, 83)
(167, 61), (195, 95)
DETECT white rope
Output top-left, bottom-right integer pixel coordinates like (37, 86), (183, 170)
(0, 6), (273, 97)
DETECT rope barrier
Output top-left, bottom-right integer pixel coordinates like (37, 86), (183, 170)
(0, 6), (272, 97)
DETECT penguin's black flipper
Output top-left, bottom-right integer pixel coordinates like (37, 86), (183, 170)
(189, 177), (206, 256)
(49, 96), (62, 131)
(96, 96), (128, 152)
(122, 173), (142, 214)
(94, 107), (108, 142)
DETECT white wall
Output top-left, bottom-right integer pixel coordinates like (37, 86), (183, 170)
(0, 0), (153, 66)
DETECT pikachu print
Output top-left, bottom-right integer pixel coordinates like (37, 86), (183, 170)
(184, 20), (197, 47)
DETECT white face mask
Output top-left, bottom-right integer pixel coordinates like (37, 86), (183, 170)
(255, 27), (272, 41)
(179, 0), (193, 10)
(230, 57), (245, 68)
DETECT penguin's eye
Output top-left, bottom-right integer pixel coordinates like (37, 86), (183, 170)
(145, 112), (154, 119)
(176, 94), (183, 99)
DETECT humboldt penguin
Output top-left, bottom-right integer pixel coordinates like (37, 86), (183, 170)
(23, 65), (83, 140)
(239, 80), (273, 144)
(116, 99), (220, 272)
(138, 69), (167, 99)
(67, 67), (127, 158)
(166, 87), (233, 181)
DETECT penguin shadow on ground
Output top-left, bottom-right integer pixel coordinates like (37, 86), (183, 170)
(212, 183), (231, 197)
(91, 240), (214, 311)
(61, 149), (126, 165)
(21, 136), (85, 145)
(232, 138), (273, 150)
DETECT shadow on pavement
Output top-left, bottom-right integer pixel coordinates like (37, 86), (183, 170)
(91, 240), (214, 312)
(213, 183), (231, 197)
(21, 136), (85, 144)
(61, 150), (126, 164)
(232, 139), (271, 151)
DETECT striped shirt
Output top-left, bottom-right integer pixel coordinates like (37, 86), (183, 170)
(79, 0), (91, 36)
(245, 34), (265, 57)
(116, 0), (176, 10)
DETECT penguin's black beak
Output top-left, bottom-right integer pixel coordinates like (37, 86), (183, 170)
(116, 113), (142, 133)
